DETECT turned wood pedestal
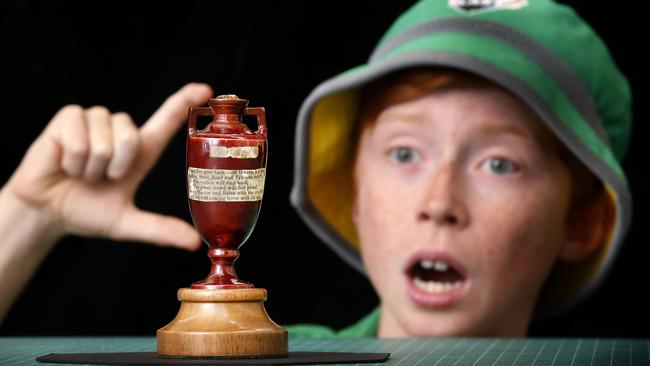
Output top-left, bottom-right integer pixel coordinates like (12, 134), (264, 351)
(157, 288), (288, 358)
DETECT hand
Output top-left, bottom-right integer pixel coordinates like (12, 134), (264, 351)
(3, 83), (213, 250)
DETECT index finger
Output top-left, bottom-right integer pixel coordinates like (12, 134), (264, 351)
(138, 83), (213, 171)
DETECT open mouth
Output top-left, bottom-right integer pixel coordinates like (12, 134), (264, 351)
(404, 252), (468, 307)
(409, 258), (465, 292)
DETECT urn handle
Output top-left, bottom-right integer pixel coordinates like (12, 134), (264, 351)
(244, 107), (267, 136)
(188, 107), (213, 133)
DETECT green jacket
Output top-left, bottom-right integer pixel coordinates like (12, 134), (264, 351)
(285, 307), (380, 338)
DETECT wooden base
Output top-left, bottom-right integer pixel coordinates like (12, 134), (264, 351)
(156, 288), (288, 358)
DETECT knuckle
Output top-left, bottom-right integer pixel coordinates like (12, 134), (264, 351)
(87, 105), (111, 117)
(52, 104), (84, 126)
(68, 143), (89, 160)
(112, 111), (137, 130)
(117, 131), (139, 151)
(113, 111), (133, 121)
(90, 143), (112, 160)
(60, 104), (84, 115)
(113, 114), (140, 148)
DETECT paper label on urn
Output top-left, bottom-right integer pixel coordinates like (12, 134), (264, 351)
(209, 145), (259, 159)
(187, 167), (266, 202)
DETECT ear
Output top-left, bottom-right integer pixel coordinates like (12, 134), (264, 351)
(560, 188), (615, 262)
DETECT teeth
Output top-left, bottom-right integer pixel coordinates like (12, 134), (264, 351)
(433, 260), (449, 272)
(420, 259), (434, 269)
(413, 278), (462, 293)
(419, 259), (449, 272)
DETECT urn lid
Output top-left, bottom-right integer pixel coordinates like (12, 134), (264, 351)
(206, 94), (252, 134)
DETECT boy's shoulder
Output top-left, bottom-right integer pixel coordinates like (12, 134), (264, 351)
(285, 306), (381, 339)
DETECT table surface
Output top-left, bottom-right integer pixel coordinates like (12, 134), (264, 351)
(1, 337), (649, 366)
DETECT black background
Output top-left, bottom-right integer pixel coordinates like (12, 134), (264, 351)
(0, 1), (647, 337)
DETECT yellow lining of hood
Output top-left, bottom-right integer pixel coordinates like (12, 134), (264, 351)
(308, 91), (360, 250)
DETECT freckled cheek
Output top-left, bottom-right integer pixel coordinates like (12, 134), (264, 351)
(475, 194), (563, 289)
(357, 177), (416, 234)
(355, 175), (418, 265)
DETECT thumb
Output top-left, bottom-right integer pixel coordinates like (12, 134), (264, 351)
(111, 206), (202, 251)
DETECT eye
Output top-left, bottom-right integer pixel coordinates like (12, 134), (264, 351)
(482, 157), (518, 175)
(388, 146), (422, 165)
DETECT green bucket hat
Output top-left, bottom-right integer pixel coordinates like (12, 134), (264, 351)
(291, 0), (632, 317)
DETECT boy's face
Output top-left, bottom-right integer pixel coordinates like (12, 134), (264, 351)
(353, 82), (573, 337)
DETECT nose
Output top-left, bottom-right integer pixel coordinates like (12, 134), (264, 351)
(417, 163), (469, 228)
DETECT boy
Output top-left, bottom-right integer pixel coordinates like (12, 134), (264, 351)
(288, 0), (631, 337)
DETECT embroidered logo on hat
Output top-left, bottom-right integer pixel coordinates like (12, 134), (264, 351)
(448, 0), (528, 14)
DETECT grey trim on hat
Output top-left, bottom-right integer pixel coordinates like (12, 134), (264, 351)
(369, 18), (612, 151)
(291, 84), (367, 276)
(292, 50), (632, 315)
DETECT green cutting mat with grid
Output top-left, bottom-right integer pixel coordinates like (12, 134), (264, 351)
(1, 337), (649, 365)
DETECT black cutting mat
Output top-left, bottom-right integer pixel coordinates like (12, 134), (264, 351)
(36, 351), (389, 365)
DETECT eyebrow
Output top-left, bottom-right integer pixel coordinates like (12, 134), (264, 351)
(375, 110), (547, 149)
(376, 111), (427, 125)
(470, 122), (554, 157)
(475, 123), (535, 140)
(379, 112), (537, 139)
